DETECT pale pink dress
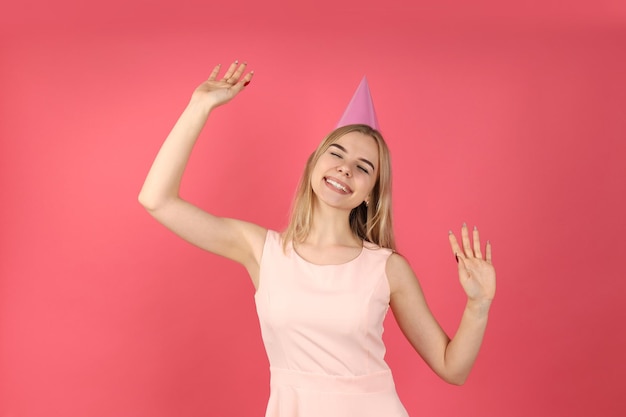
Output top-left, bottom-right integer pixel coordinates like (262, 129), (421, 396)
(255, 230), (410, 417)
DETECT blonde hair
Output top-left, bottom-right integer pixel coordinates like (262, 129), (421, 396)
(283, 124), (396, 251)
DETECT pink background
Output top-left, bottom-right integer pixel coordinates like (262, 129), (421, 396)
(2, 1), (625, 416)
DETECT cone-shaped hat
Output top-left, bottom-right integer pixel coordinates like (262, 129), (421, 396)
(336, 76), (380, 130)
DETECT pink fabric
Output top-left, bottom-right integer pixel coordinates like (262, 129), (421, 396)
(255, 230), (409, 416)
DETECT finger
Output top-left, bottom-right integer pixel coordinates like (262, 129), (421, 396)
(230, 61), (248, 82)
(241, 70), (254, 87)
(457, 255), (470, 277)
(461, 223), (473, 257)
(448, 230), (464, 262)
(221, 60), (239, 80)
(208, 64), (221, 81)
(230, 70), (255, 93)
(473, 226), (483, 259)
(486, 240), (493, 264)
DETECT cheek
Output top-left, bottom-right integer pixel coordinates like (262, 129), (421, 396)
(309, 162), (327, 188)
(358, 177), (376, 194)
(315, 156), (331, 169)
(313, 158), (335, 177)
(368, 177), (379, 194)
(310, 165), (324, 183)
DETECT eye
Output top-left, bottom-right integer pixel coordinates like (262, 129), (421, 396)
(330, 152), (342, 158)
(357, 165), (370, 174)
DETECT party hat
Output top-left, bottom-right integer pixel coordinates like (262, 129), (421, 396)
(336, 76), (380, 130)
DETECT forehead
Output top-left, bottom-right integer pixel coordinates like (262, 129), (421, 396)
(332, 131), (379, 162)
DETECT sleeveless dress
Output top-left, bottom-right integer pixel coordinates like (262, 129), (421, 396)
(255, 230), (409, 417)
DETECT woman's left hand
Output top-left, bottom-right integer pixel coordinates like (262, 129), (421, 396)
(449, 224), (496, 304)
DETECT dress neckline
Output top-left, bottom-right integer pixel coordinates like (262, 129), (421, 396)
(291, 241), (365, 266)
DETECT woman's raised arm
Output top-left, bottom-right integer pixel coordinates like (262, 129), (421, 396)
(388, 224), (496, 385)
(138, 62), (266, 280)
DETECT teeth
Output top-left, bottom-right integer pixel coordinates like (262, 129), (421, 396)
(326, 178), (348, 192)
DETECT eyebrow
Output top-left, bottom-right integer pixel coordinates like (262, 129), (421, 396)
(329, 143), (376, 171)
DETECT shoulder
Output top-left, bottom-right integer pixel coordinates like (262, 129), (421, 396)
(386, 252), (413, 278)
(363, 240), (393, 257)
(264, 228), (280, 242)
(258, 228), (280, 251)
(385, 252), (420, 296)
(230, 220), (268, 255)
(258, 229), (289, 260)
(361, 241), (395, 270)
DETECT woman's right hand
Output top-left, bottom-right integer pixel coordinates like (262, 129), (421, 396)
(190, 61), (254, 110)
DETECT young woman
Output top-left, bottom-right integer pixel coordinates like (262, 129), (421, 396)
(139, 61), (496, 416)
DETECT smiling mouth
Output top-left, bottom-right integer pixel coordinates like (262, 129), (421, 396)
(324, 177), (352, 194)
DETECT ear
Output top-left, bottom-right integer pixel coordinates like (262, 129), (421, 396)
(364, 197), (370, 207)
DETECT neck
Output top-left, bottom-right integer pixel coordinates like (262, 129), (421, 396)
(306, 201), (360, 247)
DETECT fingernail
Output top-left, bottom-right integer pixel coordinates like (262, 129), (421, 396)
(244, 81), (251, 86)
(455, 253), (459, 263)
(448, 230), (453, 235)
(234, 60), (239, 64)
(463, 222), (467, 228)
(474, 225), (477, 231)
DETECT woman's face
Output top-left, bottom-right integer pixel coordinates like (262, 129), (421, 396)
(310, 131), (379, 211)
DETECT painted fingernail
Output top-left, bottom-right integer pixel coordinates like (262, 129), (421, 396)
(455, 253), (459, 263)
(244, 81), (251, 86)
(448, 230), (453, 235)
(234, 60), (238, 64)
(474, 225), (478, 231)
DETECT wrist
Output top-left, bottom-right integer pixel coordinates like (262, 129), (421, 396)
(186, 97), (216, 115)
(465, 298), (492, 318)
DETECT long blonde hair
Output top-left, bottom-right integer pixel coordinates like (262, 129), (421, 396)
(283, 124), (396, 251)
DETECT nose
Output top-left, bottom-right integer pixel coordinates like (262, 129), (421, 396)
(337, 164), (351, 177)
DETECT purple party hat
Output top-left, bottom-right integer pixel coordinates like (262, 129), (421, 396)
(336, 76), (380, 130)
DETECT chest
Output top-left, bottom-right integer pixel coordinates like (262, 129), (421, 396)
(259, 253), (389, 328)
(293, 243), (363, 265)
